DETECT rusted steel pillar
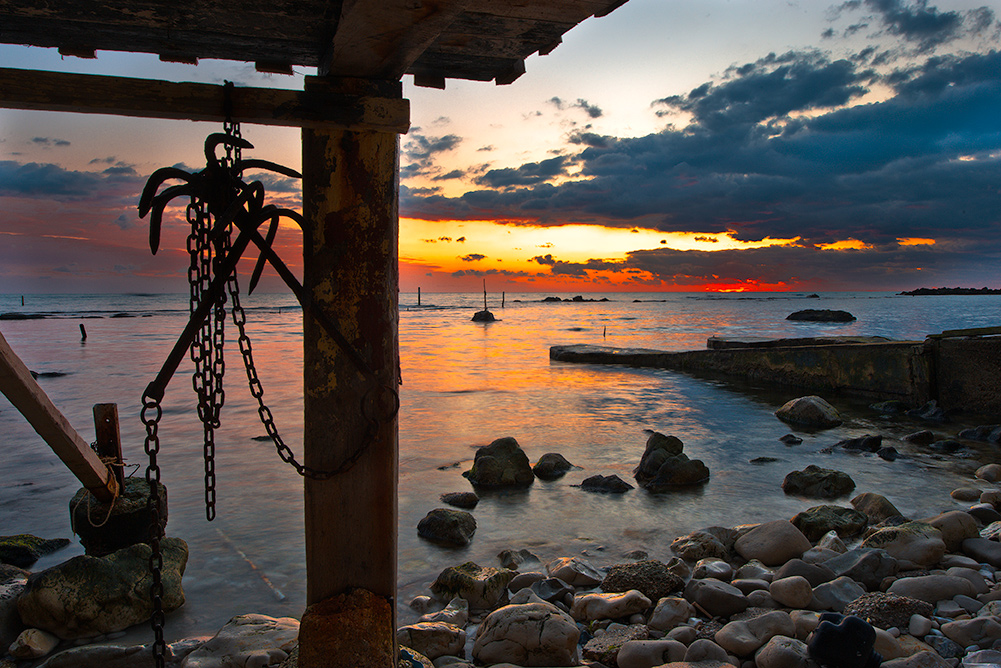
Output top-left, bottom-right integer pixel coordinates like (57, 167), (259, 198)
(298, 76), (401, 668)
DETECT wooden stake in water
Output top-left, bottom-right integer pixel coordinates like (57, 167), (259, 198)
(483, 280), (487, 311)
(418, 287), (421, 306)
(79, 324), (87, 341)
(502, 292), (505, 308)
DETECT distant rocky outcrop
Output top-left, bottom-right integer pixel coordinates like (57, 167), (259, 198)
(787, 309), (856, 322)
(899, 286), (1001, 295)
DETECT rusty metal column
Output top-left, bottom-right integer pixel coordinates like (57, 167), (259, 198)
(298, 76), (401, 668)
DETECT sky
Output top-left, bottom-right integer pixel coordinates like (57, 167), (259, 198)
(1, 0), (1000, 294)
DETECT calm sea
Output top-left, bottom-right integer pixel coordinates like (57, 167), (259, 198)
(1, 291), (1000, 642)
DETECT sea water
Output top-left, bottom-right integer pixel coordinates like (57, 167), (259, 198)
(1, 291), (1000, 643)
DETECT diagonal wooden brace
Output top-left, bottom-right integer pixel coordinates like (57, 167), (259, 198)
(0, 330), (117, 502)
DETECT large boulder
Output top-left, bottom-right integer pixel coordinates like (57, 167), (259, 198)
(782, 465), (855, 499)
(463, 437), (534, 488)
(775, 396), (842, 428)
(791, 505), (868, 541)
(861, 522), (945, 569)
(633, 431), (710, 489)
(472, 602), (579, 667)
(417, 509), (476, 547)
(601, 560), (684, 602)
(17, 537), (187, 639)
(181, 614), (299, 668)
(734, 521), (812, 567)
(430, 562), (515, 611)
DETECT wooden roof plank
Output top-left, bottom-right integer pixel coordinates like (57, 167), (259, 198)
(0, 68), (410, 133)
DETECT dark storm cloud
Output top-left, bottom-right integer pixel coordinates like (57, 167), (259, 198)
(0, 161), (141, 199)
(401, 49), (1001, 250)
(531, 242), (1000, 290)
(474, 156), (569, 188)
(460, 254), (486, 262)
(401, 132), (462, 178)
(835, 0), (997, 52)
(530, 254), (556, 265)
(654, 51), (874, 130)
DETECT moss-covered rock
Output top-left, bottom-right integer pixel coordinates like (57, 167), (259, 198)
(0, 535), (69, 569)
(17, 536), (187, 639)
(430, 561), (514, 611)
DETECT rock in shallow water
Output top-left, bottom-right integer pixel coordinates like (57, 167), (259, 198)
(775, 396), (843, 428)
(462, 437), (534, 488)
(17, 537), (187, 640)
(532, 453), (573, 480)
(417, 509), (476, 547)
(782, 465), (856, 499)
(430, 562), (515, 611)
(0, 535), (70, 569)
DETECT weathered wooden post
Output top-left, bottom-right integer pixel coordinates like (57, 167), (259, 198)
(297, 75), (401, 668)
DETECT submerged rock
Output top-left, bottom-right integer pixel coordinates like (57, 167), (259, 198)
(775, 396), (843, 428)
(463, 437), (534, 488)
(439, 491), (478, 509)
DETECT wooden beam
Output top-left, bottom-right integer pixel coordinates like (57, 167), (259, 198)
(322, 0), (470, 78)
(93, 403), (125, 489)
(0, 331), (117, 502)
(298, 75), (400, 667)
(0, 68), (410, 134)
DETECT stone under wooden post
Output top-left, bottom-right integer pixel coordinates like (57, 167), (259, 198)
(297, 75), (401, 668)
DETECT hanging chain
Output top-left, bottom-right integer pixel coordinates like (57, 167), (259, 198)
(142, 394), (166, 668)
(227, 276), (392, 479)
(187, 197), (224, 521)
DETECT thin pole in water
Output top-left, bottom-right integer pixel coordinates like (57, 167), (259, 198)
(21, 296), (24, 306)
(502, 292), (505, 308)
(79, 324), (87, 342)
(482, 280), (487, 311)
(418, 287), (421, 306)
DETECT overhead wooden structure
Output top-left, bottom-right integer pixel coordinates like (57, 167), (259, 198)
(0, 1), (630, 666)
(0, 0), (626, 84)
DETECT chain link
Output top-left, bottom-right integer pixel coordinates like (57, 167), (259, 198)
(142, 395), (166, 668)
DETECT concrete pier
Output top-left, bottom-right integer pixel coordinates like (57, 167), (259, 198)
(551, 330), (1001, 417)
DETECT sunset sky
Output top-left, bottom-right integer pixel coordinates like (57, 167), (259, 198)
(2, 0), (1000, 294)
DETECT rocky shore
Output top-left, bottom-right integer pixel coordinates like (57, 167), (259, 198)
(3, 397), (1001, 668)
